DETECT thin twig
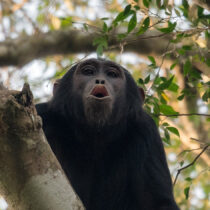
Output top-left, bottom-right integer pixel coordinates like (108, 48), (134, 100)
(119, 26), (209, 45)
(178, 147), (203, 155)
(20, 8), (41, 33)
(147, 40), (171, 94)
(190, 137), (206, 143)
(173, 145), (209, 185)
(157, 113), (210, 117)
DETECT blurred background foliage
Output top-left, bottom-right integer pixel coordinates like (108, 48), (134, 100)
(0, 0), (209, 209)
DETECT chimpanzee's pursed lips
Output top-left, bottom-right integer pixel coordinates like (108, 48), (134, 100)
(91, 85), (109, 98)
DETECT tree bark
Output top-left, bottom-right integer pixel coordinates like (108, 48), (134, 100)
(0, 84), (84, 210)
(0, 29), (209, 76)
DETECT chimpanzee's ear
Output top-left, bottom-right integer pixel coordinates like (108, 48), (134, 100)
(53, 79), (60, 96)
(138, 87), (145, 102)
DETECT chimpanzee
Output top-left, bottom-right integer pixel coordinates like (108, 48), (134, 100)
(36, 58), (179, 210)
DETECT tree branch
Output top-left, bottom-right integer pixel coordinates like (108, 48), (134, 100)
(192, 0), (210, 11)
(173, 145), (209, 185)
(0, 28), (209, 77)
(157, 113), (210, 117)
(0, 84), (84, 210)
(0, 29), (174, 67)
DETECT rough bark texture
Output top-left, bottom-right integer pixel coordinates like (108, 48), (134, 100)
(0, 84), (84, 210)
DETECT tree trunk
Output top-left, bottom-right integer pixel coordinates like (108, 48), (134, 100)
(0, 84), (84, 210)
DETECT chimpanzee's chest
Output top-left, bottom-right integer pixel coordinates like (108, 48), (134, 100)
(63, 144), (133, 210)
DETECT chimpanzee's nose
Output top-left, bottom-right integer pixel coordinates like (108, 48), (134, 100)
(95, 79), (105, 84)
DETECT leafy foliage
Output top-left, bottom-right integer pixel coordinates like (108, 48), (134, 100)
(0, 0), (209, 209)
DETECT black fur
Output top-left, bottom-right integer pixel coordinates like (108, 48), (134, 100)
(36, 59), (179, 210)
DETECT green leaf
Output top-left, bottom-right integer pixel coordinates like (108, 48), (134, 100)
(160, 93), (167, 104)
(144, 75), (150, 84)
(168, 83), (179, 92)
(183, 60), (191, 75)
(167, 127), (180, 137)
(128, 13), (137, 33)
(183, 0), (189, 9)
(138, 78), (144, 85)
(154, 77), (161, 85)
(143, 0), (149, 8)
(159, 104), (178, 115)
(113, 5), (133, 25)
(170, 62), (177, 70)
(158, 76), (174, 90)
(101, 17), (109, 20)
(103, 22), (108, 32)
(202, 90), (210, 102)
(124, 4), (131, 16)
(148, 55), (156, 66)
(83, 23), (88, 31)
(182, 45), (192, 50)
(205, 31), (210, 39)
(164, 128), (170, 142)
(180, 160), (184, 166)
(158, 22), (176, 33)
(206, 58), (210, 67)
(60, 16), (73, 28)
(177, 94), (185, 101)
(137, 17), (150, 35)
(93, 36), (108, 47)
(153, 116), (159, 127)
(162, 122), (169, 126)
(37, 13), (45, 23)
(180, 0), (189, 17)
(189, 68), (202, 79)
(160, 77), (167, 82)
(96, 45), (103, 56)
(93, 36), (108, 57)
(153, 102), (160, 115)
(177, 49), (185, 55)
(162, 137), (170, 144)
(184, 187), (190, 200)
(117, 33), (127, 40)
(185, 177), (193, 182)
(113, 12), (125, 24)
(108, 26), (113, 32)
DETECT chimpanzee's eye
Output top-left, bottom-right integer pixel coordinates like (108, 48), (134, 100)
(107, 70), (119, 78)
(82, 66), (95, 76)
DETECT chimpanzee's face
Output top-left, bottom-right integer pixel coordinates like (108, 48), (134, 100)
(72, 59), (126, 126)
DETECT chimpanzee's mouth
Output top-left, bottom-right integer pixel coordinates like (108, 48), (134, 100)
(91, 85), (109, 98)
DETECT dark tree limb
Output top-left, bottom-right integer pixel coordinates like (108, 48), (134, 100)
(0, 28), (209, 76)
(0, 29), (171, 66)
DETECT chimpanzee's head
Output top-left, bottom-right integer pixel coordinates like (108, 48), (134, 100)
(50, 59), (144, 127)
